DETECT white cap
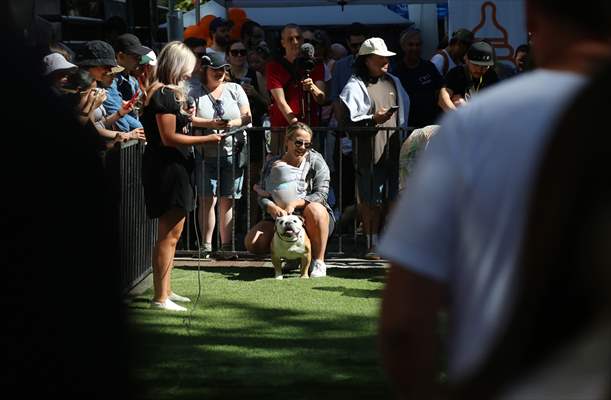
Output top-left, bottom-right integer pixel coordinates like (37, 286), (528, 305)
(140, 50), (157, 66)
(43, 52), (77, 75)
(357, 37), (396, 58)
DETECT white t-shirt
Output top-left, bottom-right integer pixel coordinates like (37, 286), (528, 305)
(378, 69), (588, 381)
(430, 49), (456, 76)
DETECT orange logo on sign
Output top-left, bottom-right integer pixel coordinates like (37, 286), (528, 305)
(472, 1), (515, 65)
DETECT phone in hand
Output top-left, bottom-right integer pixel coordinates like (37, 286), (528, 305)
(386, 105), (400, 115)
(123, 90), (140, 110)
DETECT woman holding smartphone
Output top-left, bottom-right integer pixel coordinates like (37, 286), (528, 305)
(190, 51), (252, 259)
(141, 42), (223, 311)
(339, 37), (410, 260)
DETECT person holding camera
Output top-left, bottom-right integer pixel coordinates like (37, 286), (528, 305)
(189, 51), (252, 259)
(339, 37), (410, 260)
(266, 24), (326, 154)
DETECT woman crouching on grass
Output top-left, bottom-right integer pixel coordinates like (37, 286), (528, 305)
(245, 122), (335, 277)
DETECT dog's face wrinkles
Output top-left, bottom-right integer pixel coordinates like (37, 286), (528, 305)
(275, 215), (303, 239)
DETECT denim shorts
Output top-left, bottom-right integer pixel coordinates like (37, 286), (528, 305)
(195, 155), (244, 198)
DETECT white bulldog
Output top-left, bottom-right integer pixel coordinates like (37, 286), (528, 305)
(271, 215), (311, 280)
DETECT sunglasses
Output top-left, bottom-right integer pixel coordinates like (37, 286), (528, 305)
(230, 49), (247, 57)
(292, 140), (312, 149)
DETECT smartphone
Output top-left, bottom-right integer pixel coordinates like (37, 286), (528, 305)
(386, 105), (400, 115)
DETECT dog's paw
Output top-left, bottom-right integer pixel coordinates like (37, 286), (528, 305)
(299, 274), (309, 279)
(275, 275), (283, 280)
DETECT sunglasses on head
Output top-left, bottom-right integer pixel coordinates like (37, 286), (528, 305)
(292, 139), (312, 149)
(230, 49), (247, 57)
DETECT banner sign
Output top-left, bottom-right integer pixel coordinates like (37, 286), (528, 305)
(448, 0), (527, 65)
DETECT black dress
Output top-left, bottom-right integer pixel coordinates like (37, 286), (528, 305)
(141, 87), (195, 219)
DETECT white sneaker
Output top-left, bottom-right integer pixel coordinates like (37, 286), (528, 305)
(310, 259), (327, 278)
(150, 298), (187, 312)
(168, 292), (191, 303)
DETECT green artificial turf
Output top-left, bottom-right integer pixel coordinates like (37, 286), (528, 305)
(127, 266), (393, 400)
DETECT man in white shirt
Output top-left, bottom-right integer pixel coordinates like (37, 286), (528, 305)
(430, 28), (473, 77)
(377, 0), (611, 397)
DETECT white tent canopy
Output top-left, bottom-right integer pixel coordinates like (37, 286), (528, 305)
(210, 0), (443, 6)
(183, 3), (415, 27)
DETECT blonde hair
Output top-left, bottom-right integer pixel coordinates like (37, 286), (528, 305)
(155, 41), (196, 109)
(285, 122), (313, 141)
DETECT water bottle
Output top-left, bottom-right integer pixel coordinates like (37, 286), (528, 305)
(262, 113), (271, 154)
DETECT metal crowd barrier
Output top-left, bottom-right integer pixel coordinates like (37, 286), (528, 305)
(106, 140), (158, 293)
(176, 125), (413, 258)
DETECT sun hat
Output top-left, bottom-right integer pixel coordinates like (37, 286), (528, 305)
(75, 40), (118, 67)
(43, 52), (77, 75)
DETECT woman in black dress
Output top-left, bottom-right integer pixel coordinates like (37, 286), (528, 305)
(141, 41), (225, 311)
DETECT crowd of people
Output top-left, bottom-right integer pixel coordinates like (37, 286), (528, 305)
(38, 15), (537, 310)
(13, 0), (611, 396)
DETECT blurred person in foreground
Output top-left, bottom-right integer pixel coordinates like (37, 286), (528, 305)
(1, 1), (130, 396)
(454, 62), (611, 400)
(377, 0), (611, 398)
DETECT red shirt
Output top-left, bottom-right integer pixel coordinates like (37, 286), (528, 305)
(266, 59), (324, 128)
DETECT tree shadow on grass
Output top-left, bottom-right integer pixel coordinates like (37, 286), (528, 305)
(128, 295), (393, 399)
(312, 286), (382, 299)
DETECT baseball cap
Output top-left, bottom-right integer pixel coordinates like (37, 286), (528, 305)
(452, 28), (475, 44)
(74, 40), (118, 67)
(201, 51), (230, 69)
(467, 41), (495, 66)
(209, 17), (233, 33)
(357, 37), (396, 57)
(115, 33), (149, 56)
(140, 47), (157, 66)
(43, 52), (77, 75)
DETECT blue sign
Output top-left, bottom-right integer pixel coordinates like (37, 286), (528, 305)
(386, 4), (410, 20)
(437, 2), (449, 18)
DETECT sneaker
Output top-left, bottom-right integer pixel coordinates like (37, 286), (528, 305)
(310, 259), (327, 278)
(150, 298), (187, 312)
(364, 247), (381, 261)
(216, 243), (238, 260)
(199, 242), (212, 259)
(168, 292), (191, 303)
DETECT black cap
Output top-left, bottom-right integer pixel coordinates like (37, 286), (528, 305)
(209, 17), (233, 33)
(467, 41), (495, 66)
(75, 40), (117, 67)
(114, 33), (149, 56)
(201, 51), (230, 69)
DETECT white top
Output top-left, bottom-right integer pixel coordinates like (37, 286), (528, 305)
(378, 69), (588, 381)
(430, 49), (456, 76)
(265, 158), (309, 208)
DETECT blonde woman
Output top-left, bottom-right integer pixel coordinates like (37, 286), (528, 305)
(141, 41), (223, 311)
(245, 122), (334, 277)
